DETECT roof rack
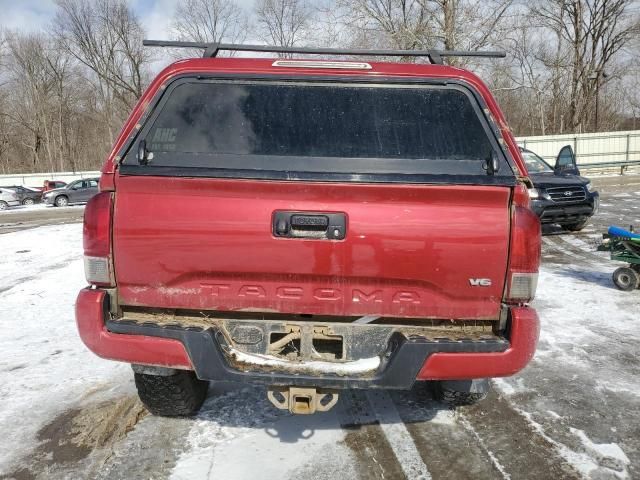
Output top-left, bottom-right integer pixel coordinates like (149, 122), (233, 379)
(142, 40), (506, 65)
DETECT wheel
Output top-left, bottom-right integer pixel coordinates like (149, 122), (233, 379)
(433, 379), (489, 407)
(54, 195), (69, 207)
(612, 267), (640, 291)
(22, 198), (35, 206)
(134, 370), (208, 416)
(0, 201), (8, 211)
(564, 219), (589, 232)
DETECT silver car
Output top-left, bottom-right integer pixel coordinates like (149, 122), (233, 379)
(43, 178), (100, 207)
(0, 187), (21, 210)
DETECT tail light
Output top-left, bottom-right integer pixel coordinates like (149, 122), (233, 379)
(505, 186), (541, 303)
(83, 192), (114, 286)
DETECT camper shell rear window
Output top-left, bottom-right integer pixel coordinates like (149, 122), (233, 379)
(122, 78), (515, 183)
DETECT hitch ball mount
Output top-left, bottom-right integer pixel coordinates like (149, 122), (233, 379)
(267, 387), (339, 415)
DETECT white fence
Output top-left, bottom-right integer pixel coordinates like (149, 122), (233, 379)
(2, 129), (640, 185)
(515, 130), (640, 167)
(0, 171), (101, 188)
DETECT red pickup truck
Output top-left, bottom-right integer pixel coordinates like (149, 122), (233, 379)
(76, 44), (541, 416)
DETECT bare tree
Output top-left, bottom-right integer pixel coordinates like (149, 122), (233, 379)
(533, 0), (640, 132)
(54, 0), (149, 112)
(502, 22), (550, 134)
(3, 32), (87, 173)
(255, 0), (314, 50)
(426, 0), (513, 52)
(336, 0), (435, 51)
(0, 29), (126, 174)
(492, 9), (569, 135)
(0, 34), (11, 174)
(334, 0), (513, 64)
(172, 0), (248, 45)
(0, 32), (9, 83)
(5, 34), (56, 171)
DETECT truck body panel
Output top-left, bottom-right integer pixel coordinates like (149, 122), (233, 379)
(113, 177), (511, 319)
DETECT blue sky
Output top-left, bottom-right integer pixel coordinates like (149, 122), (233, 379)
(0, 0), (255, 38)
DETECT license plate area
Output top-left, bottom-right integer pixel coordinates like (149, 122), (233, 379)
(268, 326), (344, 360)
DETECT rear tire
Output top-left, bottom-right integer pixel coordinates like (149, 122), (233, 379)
(134, 370), (209, 417)
(612, 267), (640, 291)
(434, 379), (489, 407)
(564, 219), (589, 232)
(22, 198), (35, 206)
(54, 195), (69, 207)
(0, 201), (8, 211)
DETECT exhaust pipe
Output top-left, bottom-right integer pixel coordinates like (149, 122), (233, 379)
(267, 387), (339, 415)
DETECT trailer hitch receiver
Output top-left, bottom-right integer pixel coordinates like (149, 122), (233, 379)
(267, 387), (339, 414)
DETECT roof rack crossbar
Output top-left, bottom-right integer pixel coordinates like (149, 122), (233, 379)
(142, 40), (505, 65)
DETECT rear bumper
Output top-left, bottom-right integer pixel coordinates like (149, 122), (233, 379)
(416, 306), (539, 380)
(75, 288), (192, 369)
(76, 288), (539, 388)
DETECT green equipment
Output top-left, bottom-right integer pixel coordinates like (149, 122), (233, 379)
(598, 226), (640, 291)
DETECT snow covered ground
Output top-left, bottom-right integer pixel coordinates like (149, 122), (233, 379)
(0, 224), (132, 472)
(0, 191), (639, 479)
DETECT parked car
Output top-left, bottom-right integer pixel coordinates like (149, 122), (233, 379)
(43, 178), (100, 207)
(0, 187), (21, 210)
(42, 180), (67, 192)
(0, 185), (42, 205)
(76, 43), (541, 417)
(521, 146), (599, 231)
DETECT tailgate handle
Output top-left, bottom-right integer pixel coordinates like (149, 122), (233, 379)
(273, 211), (346, 240)
(291, 214), (329, 230)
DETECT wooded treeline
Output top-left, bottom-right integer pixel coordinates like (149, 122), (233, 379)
(0, 0), (639, 174)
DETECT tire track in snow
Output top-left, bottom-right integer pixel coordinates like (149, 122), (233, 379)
(542, 236), (587, 264)
(390, 385), (505, 479)
(562, 233), (603, 250)
(0, 223), (83, 293)
(551, 235), (611, 265)
(365, 390), (432, 480)
(458, 416), (511, 479)
(542, 236), (607, 270)
(338, 390), (407, 479)
(0, 256), (80, 295)
(462, 390), (583, 479)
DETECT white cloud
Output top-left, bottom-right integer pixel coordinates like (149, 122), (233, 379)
(133, 0), (176, 39)
(0, 0), (57, 33)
